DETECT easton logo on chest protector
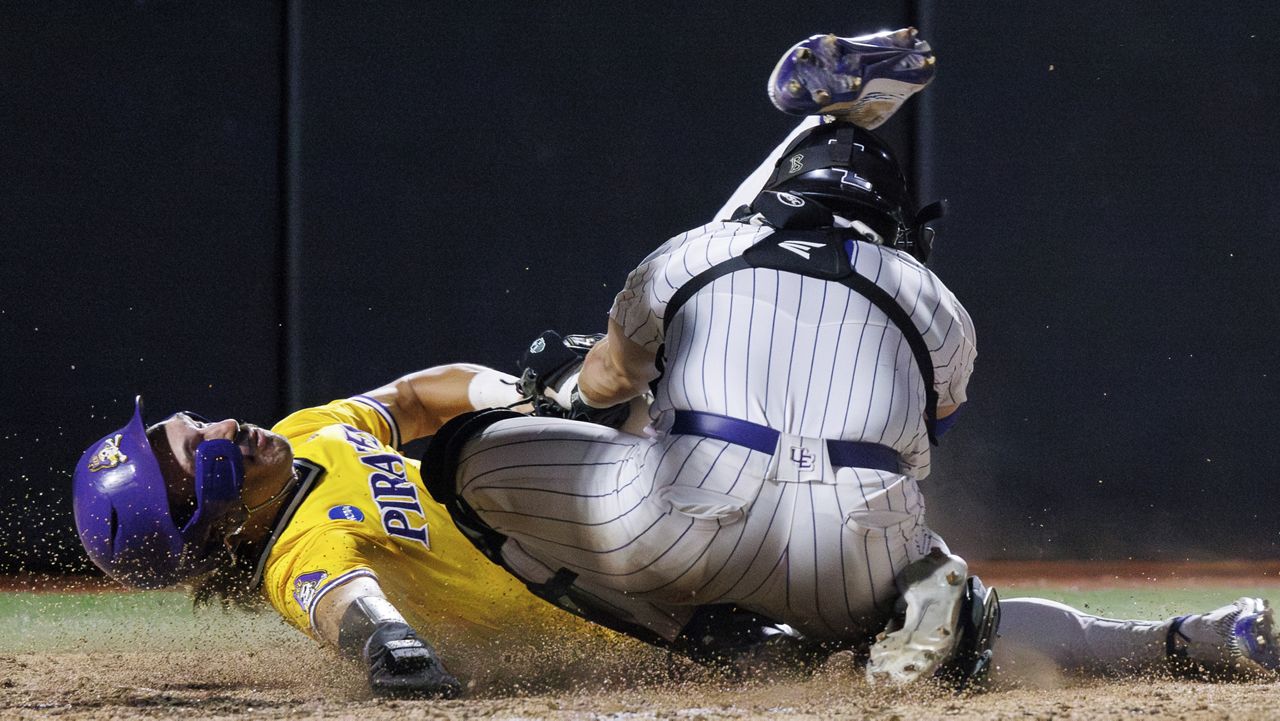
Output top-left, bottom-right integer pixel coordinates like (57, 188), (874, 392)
(777, 239), (826, 259)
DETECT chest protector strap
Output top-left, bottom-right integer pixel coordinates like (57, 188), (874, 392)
(661, 230), (939, 444)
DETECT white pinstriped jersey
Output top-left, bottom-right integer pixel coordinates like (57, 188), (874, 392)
(609, 219), (976, 480)
(453, 217), (977, 640)
(452, 114), (979, 640)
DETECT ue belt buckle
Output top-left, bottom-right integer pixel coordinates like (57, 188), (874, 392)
(765, 432), (837, 484)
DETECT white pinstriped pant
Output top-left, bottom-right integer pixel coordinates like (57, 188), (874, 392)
(456, 415), (942, 642)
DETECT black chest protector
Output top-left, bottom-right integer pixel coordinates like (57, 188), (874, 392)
(659, 228), (940, 444)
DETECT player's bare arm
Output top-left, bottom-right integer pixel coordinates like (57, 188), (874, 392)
(361, 363), (523, 443)
(577, 320), (658, 407)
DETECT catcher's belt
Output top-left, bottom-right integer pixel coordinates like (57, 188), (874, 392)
(670, 410), (904, 476)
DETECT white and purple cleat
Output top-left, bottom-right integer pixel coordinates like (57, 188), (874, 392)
(1229, 598), (1280, 674)
(767, 28), (937, 129)
(1169, 596), (1280, 677)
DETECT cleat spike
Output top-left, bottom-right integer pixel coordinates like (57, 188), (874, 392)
(866, 552), (969, 685)
(924, 55), (937, 67)
(768, 29), (938, 126)
(888, 27), (919, 46)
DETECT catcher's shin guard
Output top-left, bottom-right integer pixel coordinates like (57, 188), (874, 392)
(937, 577), (1001, 692)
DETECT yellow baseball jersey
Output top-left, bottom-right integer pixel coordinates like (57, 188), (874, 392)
(261, 396), (601, 661)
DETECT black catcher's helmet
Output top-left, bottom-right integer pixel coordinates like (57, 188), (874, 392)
(753, 122), (943, 262)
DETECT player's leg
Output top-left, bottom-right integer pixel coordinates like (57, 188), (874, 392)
(703, 471), (931, 643)
(991, 597), (1166, 683)
(714, 116), (822, 221)
(714, 27), (938, 221)
(424, 410), (719, 645)
(992, 596), (1280, 683)
(448, 415), (717, 596)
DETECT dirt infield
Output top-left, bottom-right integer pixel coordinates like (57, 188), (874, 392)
(5, 647), (1279, 720)
(3, 563), (1279, 720)
(7, 656), (1280, 721)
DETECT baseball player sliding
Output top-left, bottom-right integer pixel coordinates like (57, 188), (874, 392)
(72, 28), (1278, 698)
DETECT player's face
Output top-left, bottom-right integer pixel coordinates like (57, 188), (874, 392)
(149, 413), (295, 521)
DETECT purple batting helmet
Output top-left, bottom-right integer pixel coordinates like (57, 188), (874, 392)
(73, 396), (246, 588)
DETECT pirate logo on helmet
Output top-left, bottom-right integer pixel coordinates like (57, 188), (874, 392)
(87, 434), (129, 472)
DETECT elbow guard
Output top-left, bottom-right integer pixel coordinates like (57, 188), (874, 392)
(337, 597), (461, 699)
(337, 595), (405, 659)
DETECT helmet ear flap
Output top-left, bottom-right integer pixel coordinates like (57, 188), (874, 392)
(175, 439), (246, 576)
(916, 199), (948, 226)
(190, 440), (245, 522)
